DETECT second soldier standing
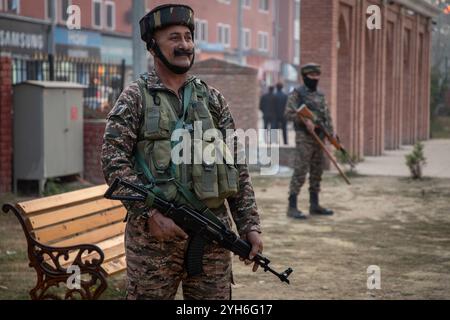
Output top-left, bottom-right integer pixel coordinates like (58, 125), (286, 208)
(284, 63), (335, 219)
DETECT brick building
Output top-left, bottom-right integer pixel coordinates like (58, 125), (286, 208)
(276, 0), (301, 91)
(147, 0), (280, 86)
(300, 0), (440, 158)
(0, 0), (300, 84)
(0, 0), (133, 63)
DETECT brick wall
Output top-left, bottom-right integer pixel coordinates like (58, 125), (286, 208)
(300, 0), (338, 121)
(0, 56), (12, 194)
(84, 120), (107, 185)
(191, 58), (260, 131)
(301, 0), (434, 158)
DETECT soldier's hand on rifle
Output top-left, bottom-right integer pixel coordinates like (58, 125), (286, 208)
(304, 118), (316, 133)
(239, 231), (263, 272)
(146, 209), (189, 241)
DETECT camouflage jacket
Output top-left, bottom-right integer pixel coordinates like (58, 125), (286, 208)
(284, 85), (334, 136)
(101, 70), (261, 236)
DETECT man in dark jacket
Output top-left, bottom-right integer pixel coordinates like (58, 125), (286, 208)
(275, 82), (288, 145)
(259, 86), (276, 131)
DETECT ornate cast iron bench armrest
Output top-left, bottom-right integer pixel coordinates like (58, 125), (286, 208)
(3, 203), (108, 300)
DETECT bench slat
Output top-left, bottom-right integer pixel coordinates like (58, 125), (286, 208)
(59, 240), (125, 268)
(18, 185), (108, 215)
(102, 255), (127, 276)
(16, 184), (130, 285)
(33, 207), (127, 244)
(51, 222), (126, 247)
(92, 234), (126, 252)
(29, 198), (122, 229)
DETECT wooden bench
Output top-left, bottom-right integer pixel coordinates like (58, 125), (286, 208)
(2, 184), (127, 300)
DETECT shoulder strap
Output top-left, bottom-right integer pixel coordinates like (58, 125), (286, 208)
(136, 141), (225, 227)
(194, 79), (221, 129)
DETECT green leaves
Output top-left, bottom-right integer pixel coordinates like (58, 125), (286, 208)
(405, 141), (427, 179)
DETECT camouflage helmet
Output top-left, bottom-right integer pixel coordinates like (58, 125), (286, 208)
(301, 63), (321, 76)
(140, 4), (195, 43)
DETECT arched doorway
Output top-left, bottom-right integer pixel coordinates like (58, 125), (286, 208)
(417, 33), (425, 141)
(402, 29), (412, 145)
(384, 22), (395, 150)
(337, 15), (353, 154)
(364, 28), (376, 155)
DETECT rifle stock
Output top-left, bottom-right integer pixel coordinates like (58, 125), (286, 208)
(297, 105), (352, 185)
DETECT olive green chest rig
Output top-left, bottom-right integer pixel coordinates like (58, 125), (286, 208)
(135, 76), (239, 210)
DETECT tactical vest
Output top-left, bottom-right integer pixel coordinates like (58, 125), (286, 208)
(294, 86), (325, 139)
(135, 76), (239, 209)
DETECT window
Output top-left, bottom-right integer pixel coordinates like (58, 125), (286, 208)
(105, 1), (115, 30)
(45, 0), (55, 20)
(1, 0), (20, 13)
(243, 0), (251, 9)
(294, 0), (300, 20)
(92, 0), (102, 28)
(195, 19), (208, 42)
(294, 40), (300, 65)
(258, 31), (269, 52)
(242, 28), (251, 50)
(61, 0), (71, 23)
(259, 0), (269, 12)
(217, 24), (231, 48)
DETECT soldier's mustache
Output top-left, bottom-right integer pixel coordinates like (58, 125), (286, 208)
(174, 49), (194, 57)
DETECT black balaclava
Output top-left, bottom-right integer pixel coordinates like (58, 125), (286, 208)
(303, 75), (319, 92)
(150, 40), (195, 75)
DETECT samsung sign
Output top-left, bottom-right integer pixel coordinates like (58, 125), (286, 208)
(0, 30), (44, 50)
(0, 18), (48, 55)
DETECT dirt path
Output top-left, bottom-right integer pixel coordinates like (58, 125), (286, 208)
(231, 174), (450, 299)
(1, 175), (449, 299)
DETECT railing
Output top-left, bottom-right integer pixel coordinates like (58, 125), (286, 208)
(11, 54), (128, 119)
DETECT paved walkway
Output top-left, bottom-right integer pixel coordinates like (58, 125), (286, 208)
(257, 112), (450, 178)
(353, 139), (450, 178)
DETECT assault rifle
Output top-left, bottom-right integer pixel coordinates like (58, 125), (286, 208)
(297, 104), (352, 185)
(104, 177), (293, 284)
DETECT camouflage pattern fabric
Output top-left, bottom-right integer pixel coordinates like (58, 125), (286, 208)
(101, 70), (260, 300)
(288, 131), (324, 195)
(140, 4), (195, 42)
(300, 63), (321, 76)
(284, 85), (334, 136)
(284, 85), (334, 195)
(125, 207), (232, 300)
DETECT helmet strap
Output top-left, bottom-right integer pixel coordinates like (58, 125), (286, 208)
(152, 41), (195, 75)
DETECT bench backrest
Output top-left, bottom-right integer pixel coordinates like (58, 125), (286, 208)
(16, 185), (127, 248)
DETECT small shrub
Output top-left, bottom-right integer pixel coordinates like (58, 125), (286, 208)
(405, 141), (427, 180)
(334, 150), (362, 174)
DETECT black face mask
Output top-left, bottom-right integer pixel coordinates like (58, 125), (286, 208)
(153, 43), (195, 75)
(303, 76), (319, 92)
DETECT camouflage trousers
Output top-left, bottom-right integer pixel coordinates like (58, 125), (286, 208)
(289, 131), (325, 195)
(124, 207), (233, 300)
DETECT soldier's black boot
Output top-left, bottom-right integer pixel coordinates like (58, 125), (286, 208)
(309, 192), (334, 216)
(287, 194), (307, 219)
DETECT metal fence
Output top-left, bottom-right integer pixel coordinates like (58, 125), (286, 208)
(11, 54), (127, 119)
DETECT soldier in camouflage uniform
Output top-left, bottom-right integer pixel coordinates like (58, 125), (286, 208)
(284, 63), (335, 219)
(101, 4), (262, 300)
